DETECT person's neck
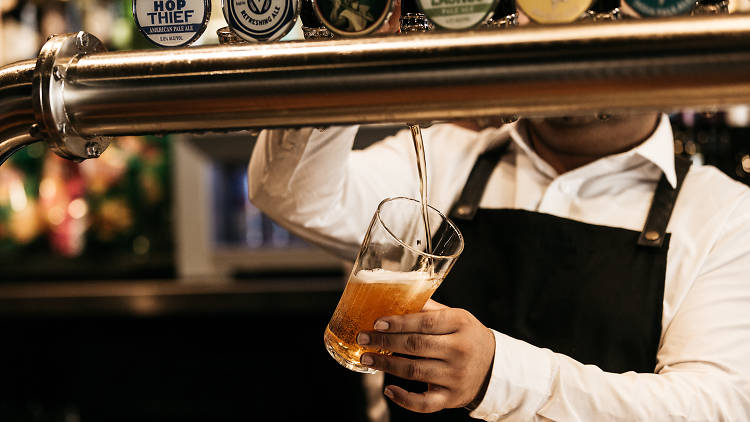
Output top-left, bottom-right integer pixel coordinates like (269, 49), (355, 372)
(526, 113), (661, 174)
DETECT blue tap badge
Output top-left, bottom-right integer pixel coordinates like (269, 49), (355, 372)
(625, 0), (694, 15)
(223, 0), (300, 41)
(133, 0), (211, 47)
(625, 0), (696, 16)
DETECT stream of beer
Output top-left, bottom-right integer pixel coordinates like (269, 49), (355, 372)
(409, 124), (433, 256)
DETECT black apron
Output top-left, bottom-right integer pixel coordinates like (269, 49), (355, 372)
(387, 140), (691, 421)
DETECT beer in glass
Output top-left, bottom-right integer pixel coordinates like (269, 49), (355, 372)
(324, 197), (464, 373)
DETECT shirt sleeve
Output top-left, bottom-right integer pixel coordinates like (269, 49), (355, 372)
(248, 124), (483, 260)
(470, 191), (750, 421)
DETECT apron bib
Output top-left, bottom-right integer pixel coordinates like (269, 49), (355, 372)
(387, 140), (691, 421)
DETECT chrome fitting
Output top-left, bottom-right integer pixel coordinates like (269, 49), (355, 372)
(32, 31), (111, 161)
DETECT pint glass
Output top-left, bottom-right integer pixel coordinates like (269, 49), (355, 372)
(324, 197), (464, 373)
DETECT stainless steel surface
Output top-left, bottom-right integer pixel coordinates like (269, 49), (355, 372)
(0, 130), (41, 165)
(58, 14), (750, 135)
(1, 14), (750, 162)
(0, 59), (37, 164)
(32, 32), (111, 161)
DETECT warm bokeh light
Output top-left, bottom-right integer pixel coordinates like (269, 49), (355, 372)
(68, 198), (89, 220)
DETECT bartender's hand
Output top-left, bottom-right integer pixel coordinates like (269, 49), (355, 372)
(357, 300), (496, 413)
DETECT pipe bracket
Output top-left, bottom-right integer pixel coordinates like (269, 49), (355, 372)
(32, 32), (111, 161)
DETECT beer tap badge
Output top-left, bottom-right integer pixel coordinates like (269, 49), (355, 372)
(624, 0), (694, 16)
(223, 0), (300, 41)
(515, 0), (593, 23)
(416, 0), (498, 29)
(312, 0), (393, 36)
(133, 0), (210, 47)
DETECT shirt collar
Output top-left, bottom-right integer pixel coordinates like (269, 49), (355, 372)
(632, 114), (677, 187)
(496, 114), (677, 187)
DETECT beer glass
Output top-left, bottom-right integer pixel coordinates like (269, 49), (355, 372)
(324, 197), (464, 373)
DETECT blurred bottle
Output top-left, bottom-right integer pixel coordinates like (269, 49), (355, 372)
(1, 0), (39, 64)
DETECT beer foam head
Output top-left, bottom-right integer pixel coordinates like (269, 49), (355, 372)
(354, 268), (433, 284)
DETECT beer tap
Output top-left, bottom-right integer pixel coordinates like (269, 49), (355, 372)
(216, 26), (248, 44)
(299, 0), (333, 132)
(300, 0), (334, 39)
(579, 0), (621, 121)
(398, 0), (433, 171)
(400, 0), (433, 33)
(483, 0), (519, 28)
(584, 0), (621, 21)
(479, 0), (520, 124)
(692, 0), (729, 15)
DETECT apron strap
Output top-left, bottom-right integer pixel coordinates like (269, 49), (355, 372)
(449, 133), (692, 248)
(637, 155), (692, 247)
(450, 139), (511, 221)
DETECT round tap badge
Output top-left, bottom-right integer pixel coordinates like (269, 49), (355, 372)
(133, 0), (210, 47)
(312, 0), (393, 36)
(223, 0), (300, 41)
(416, 0), (498, 30)
(624, 0), (694, 16)
(515, 0), (593, 23)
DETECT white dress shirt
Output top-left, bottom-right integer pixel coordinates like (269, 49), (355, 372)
(248, 115), (750, 421)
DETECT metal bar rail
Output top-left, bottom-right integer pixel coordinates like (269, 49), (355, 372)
(2, 14), (750, 162)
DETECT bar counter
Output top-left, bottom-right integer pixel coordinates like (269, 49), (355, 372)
(0, 278), (344, 316)
(0, 278), (369, 422)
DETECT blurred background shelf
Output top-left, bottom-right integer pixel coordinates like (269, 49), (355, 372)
(173, 132), (348, 281)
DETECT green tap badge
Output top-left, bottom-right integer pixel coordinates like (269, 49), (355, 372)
(417, 0), (498, 30)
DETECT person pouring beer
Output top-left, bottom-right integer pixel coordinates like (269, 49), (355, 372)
(249, 112), (750, 420)
(247, 9), (750, 422)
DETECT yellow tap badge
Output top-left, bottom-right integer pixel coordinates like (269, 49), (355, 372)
(516, 0), (593, 23)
